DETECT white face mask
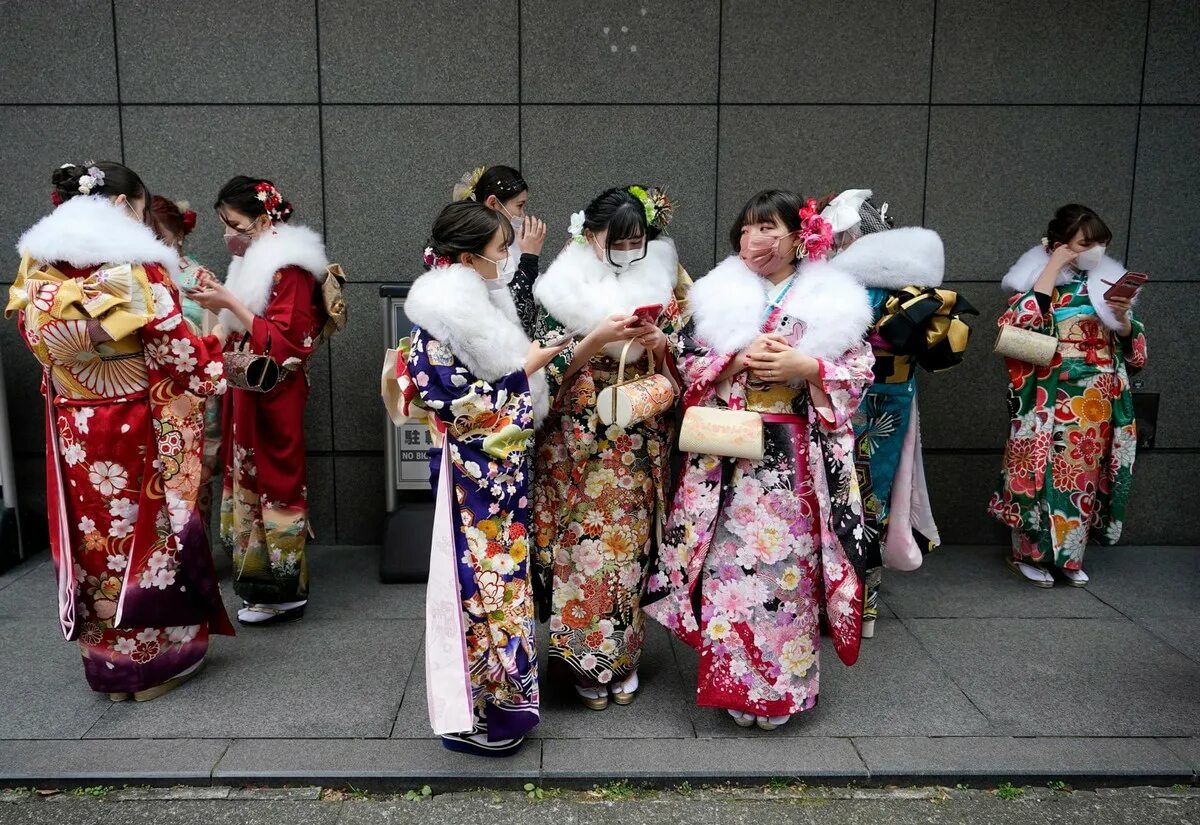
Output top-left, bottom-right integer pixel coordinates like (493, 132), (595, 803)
(1075, 245), (1105, 271)
(478, 253), (516, 290)
(499, 204), (523, 234)
(605, 245), (646, 272)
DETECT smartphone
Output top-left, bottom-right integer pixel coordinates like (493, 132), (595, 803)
(541, 332), (574, 347)
(1103, 271), (1148, 301)
(630, 303), (663, 326)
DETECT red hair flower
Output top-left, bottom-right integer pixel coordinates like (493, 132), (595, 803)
(798, 197), (833, 261)
(423, 247), (451, 268)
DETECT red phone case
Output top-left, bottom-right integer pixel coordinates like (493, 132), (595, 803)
(1103, 272), (1147, 301)
(631, 303), (663, 323)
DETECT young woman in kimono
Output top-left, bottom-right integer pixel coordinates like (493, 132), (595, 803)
(7, 162), (232, 701)
(453, 165), (547, 337)
(403, 201), (561, 756)
(643, 190), (874, 731)
(988, 204), (1147, 587)
(821, 190), (964, 639)
(188, 177), (329, 625)
(150, 195), (223, 532)
(532, 185), (681, 710)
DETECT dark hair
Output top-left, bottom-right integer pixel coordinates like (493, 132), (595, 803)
(583, 186), (661, 264)
(1046, 204), (1112, 248)
(150, 195), (197, 242)
(728, 189), (805, 253)
(474, 165), (528, 205)
(427, 201), (513, 267)
(214, 175), (294, 223)
(51, 161), (149, 206)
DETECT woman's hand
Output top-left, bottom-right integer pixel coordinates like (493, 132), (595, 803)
(188, 272), (235, 312)
(586, 314), (641, 346)
(635, 323), (667, 356)
(519, 216), (547, 256)
(1049, 243), (1080, 273)
(745, 339), (820, 385)
(1106, 296), (1134, 336)
(525, 340), (566, 376)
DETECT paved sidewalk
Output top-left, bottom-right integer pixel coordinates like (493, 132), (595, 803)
(0, 545), (1196, 788)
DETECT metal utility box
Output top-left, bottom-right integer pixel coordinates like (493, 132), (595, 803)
(379, 283), (434, 583)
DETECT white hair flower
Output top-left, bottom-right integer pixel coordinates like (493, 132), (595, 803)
(568, 210), (586, 243)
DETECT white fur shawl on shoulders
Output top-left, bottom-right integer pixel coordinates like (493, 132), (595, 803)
(220, 222), (329, 334)
(405, 264), (549, 425)
(1001, 244), (1130, 332)
(688, 255), (873, 359)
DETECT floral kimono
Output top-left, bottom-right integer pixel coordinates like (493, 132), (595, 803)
(834, 227), (960, 585)
(218, 223), (328, 605)
(404, 264), (549, 741)
(643, 255), (873, 718)
(531, 237), (681, 688)
(171, 253), (223, 529)
(7, 196), (232, 694)
(988, 246), (1147, 568)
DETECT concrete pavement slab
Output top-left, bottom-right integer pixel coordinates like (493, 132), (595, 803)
(906, 617), (1200, 737)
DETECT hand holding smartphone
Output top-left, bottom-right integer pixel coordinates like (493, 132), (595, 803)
(1102, 271), (1148, 301)
(630, 303), (663, 327)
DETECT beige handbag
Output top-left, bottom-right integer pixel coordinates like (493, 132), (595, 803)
(678, 406), (765, 461)
(597, 339), (676, 428)
(994, 324), (1057, 367)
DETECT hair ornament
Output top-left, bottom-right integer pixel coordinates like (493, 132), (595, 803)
(452, 166), (487, 202)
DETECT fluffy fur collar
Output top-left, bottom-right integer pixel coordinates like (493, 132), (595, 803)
(220, 222), (328, 333)
(17, 195), (179, 272)
(534, 237), (678, 336)
(830, 227), (944, 290)
(1001, 245), (1130, 332)
(689, 255), (873, 358)
(405, 264), (549, 425)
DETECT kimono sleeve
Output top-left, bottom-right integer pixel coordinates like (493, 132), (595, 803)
(676, 319), (732, 408)
(810, 338), (874, 430)
(999, 289), (1055, 335)
(141, 263), (227, 397)
(1120, 316), (1148, 372)
(509, 253), (540, 338)
(247, 266), (324, 364)
(535, 310), (576, 401)
(406, 326), (536, 433)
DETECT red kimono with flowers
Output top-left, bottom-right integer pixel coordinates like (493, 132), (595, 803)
(220, 265), (326, 604)
(8, 252), (232, 694)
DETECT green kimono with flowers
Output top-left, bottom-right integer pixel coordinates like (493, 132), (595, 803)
(988, 275), (1147, 568)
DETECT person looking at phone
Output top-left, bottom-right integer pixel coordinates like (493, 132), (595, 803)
(989, 204), (1148, 588)
(529, 185), (682, 710)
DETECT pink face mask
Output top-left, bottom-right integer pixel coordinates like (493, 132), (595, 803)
(224, 229), (252, 257)
(740, 233), (794, 276)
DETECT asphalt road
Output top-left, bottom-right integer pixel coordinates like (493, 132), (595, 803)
(0, 785), (1196, 825)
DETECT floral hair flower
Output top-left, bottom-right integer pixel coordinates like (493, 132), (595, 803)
(77, 165), (105, 196)
(568, 210), (587, 244)
(452, 166), (487, 202)
(797, 198), (834, 262)
(253, 181), (290, 222)
(423, 246), (451, 268)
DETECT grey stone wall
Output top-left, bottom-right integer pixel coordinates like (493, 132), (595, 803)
(1, 1), (1196, 545)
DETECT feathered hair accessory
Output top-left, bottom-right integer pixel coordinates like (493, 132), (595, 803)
(628, 185), (674, 231)
(452, 166), (487, 202)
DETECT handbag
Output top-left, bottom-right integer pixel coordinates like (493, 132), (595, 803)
(224, 336), (283, 392)
(678, 406), (764, 461)
(993, 324), (1057, 367)
(596, 339), (676, 428)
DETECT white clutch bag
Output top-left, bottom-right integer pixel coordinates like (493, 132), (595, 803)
(994, 324), (1057, 367)
(597, 339), (676, 428)
(677, 406), (765, 461)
